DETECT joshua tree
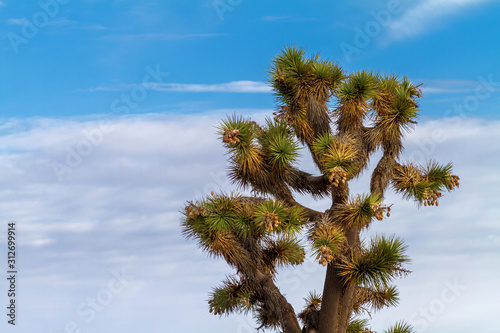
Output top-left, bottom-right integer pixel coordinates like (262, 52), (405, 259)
(181, 46), (460, 333)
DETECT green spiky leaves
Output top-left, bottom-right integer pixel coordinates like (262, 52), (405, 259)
(346, 319), (413, 333)
(270, 45), (344, 104)
(310, 221), (346, 266)
(347, 318), (370, 333)
(182, 195), (305, 269)
(331, 193), (390, 229)
(384, 321), (414, 333)
(268, 134), (299, 169)
(218, 115), (265, 187)
(203, 195), (238, 233)
(310, 58), (344, 101)
(337, 70), (378, 102)
(336, 70), (378, 129)
(338, 235), (410, 287)
(218, 114), (259, 149)
(298, 291), (322, 329)
(271, 46), (310, 101)
(354, 285), (400, 314)
(260, 119), (301, 170)
(254, 199), (305, 235)
(313, 133), (358, 185)
(208, 276), (255, 316)
(218, 116), (304, 194)
(392, 161), (460, 206)
(369, 75), (421, 155)
(270, 46), (343, 144)
(263, 236), (306, 271)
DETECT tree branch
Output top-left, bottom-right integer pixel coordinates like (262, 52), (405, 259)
(269, 184), (324, 222)
(370, 151), (396, 198)
(286, 168), (331, 198)
(235, 238), (302, 333)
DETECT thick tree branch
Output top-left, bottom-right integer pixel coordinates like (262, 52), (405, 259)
(286, 168), (331, 198)
(303, 96), (332, 171)
(370, 151), (396, 198)
(270, 184), (323, 222)
(235, 238), (302, 333)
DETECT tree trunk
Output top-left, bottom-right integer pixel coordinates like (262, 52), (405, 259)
(318, 217), (360, 333)
(317, 263), (344, 333)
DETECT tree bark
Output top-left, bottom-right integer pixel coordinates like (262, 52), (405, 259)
(318, 179), (360, 333)
(317, 226), (360, 333)
(254, 270), (302, 333)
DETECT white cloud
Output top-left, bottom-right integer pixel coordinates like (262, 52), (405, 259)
(261, 15), (318, 22)
(79, 76), (500, 96)
(418, 78), (483, 94)
(74, 24), (108, 30)
(100, 32), (227, 42)
(79, 80), (273, 93)
(7, 17), (29, 26)
(151, 81), (273, 93)
(387, 0), (493, 41)
(0, 113), (498, 332)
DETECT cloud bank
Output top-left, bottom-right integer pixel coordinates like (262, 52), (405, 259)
(387, 0), (493, 41)
(0, 113), (498, 332)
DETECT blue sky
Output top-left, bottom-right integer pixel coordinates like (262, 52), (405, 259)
(0, 1), (499, 332)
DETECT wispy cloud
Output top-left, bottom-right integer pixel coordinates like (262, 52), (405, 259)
(47, 17), (75, 27)
(419, 78), (487, 94)
(7, 18), (29, 26)
(387, 0), (493, 41)
(80, 77), (500, 95)
(73, 24), (108, 31)
(78, 81), (273, 93)
(6, 17), (106, 31)
(74, 84), (136, 93)
(261, 15), (317, 22)
(101, 32), (227, 42)
(151, 81), (272, 93)
(81, 77), (500, 95)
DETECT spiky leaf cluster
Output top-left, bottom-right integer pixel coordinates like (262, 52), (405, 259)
(270, 46), (344, 144)
(217, 115), (265, 186)
(259, 119), (301, 170)
(298, 291), (322, 330)
(392, 161), (460, 206)
(217, 115), (308, 199)
(383, 321), (414, 333)
(182, 194), (305, 268)
(309, 221), (346, 266)
(346, 318), (370, 333)
(208, 275), (255, 316)
(353, 285), (399, 314)
(182, 194), (308, 327)
(330, 194), (390, 229)
(368, 75), (421, 156)
(335, 70), (378, 130)
(270, 46), (343, 105)
(313, 133), (358, 181)
(338, 235), (410, 288)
